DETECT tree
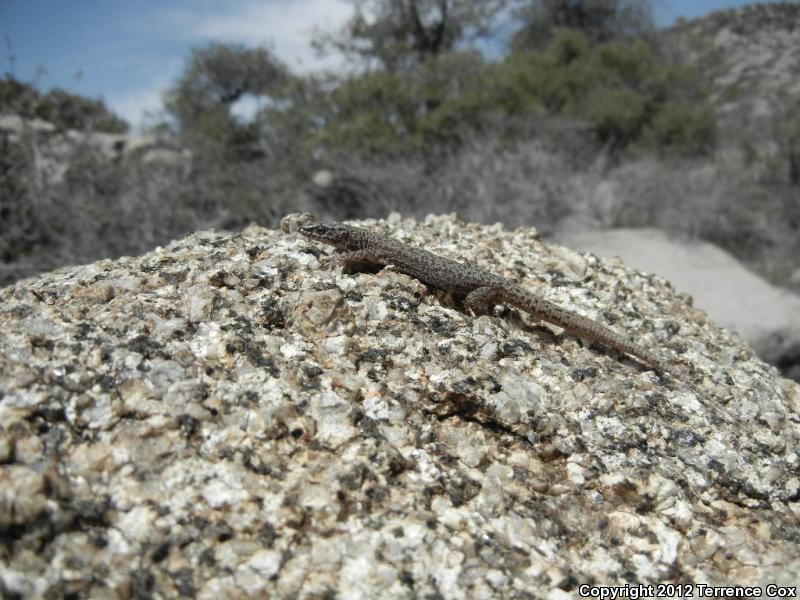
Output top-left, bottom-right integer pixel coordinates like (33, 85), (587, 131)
(512, 0), (653, 51)
(164, 44), (293, 155)
(315, 0), (507, 71)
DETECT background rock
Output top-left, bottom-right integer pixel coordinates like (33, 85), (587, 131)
(555, 227), (800, 381)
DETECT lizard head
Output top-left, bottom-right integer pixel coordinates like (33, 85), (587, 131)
(298, 222), (356, 250)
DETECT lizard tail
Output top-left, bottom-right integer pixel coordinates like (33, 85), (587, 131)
(498, 285), (669, 373)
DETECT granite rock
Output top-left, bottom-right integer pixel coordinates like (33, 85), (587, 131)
(1, 214), (798, 598)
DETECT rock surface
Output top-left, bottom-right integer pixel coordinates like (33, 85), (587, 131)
(1, 214), (799, 598)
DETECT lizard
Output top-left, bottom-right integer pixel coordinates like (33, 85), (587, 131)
(298, 221), (674, 375)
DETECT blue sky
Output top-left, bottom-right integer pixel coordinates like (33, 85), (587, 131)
(1, 0), (772, 129)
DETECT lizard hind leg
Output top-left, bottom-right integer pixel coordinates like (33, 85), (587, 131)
(465, 286), (502, 316)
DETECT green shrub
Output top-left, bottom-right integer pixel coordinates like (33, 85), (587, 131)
(589, 87), (647, 145)
(0, 78), (39, 116)
(595, 38), (655, 87)
(493, 29), (716, 155)
(36, 88), (128, 133)
(498, 29), (595, 114)
(648, 100), (716, 156)
(317, 51), (488, 156)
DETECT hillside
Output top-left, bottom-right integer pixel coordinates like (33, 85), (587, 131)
(659, 2), (800, 139)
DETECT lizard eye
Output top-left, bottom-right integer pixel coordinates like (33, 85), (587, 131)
(300, 224), (326, 236)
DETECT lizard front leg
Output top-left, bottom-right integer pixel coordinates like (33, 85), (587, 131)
(335, 249), (388, 274)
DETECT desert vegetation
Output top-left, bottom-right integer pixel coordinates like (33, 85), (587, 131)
(1, 0), (798, 293)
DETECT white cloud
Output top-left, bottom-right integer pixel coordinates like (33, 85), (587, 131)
(106, 76), (174, 132)
(112, 1), (355, 129)
(166, 0), (355, 72)
(230, 94), (269, 123)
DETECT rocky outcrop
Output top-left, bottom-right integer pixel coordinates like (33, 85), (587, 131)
(659, 1), (800, 178)
(1, 215), (798, 597)
(661, 3), (800, 124)
(0, 113), (192, 185)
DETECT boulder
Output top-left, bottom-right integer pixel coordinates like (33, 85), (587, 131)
(1, 215), (798, 597)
